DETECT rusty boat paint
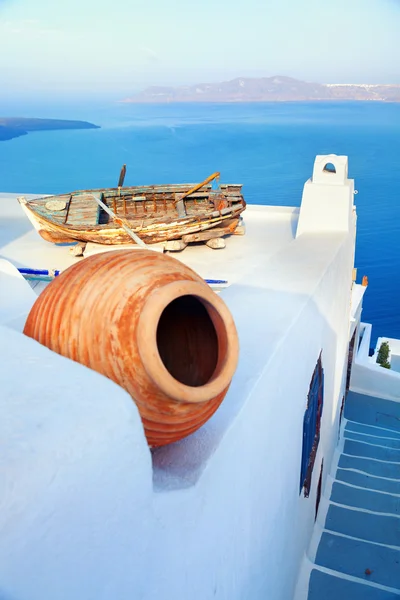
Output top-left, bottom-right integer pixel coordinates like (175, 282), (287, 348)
(23, 250), (239, 447)
(18, 180), (246, 245)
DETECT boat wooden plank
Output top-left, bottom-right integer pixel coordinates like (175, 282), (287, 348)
(180, 192), (217, 199)
(31, 195), (71, 224)
(182, 230), (226, 243)
(67, 195), (100, 226)
(101, 190), (227, 204)
(57, 183), (216, 198)
(101, 184), (213, 197)
(123, 206), (177, 219)
(224, 191), (244, 197)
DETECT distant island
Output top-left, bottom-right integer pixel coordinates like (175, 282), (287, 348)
(0, 117), (100, 142)
(121, 76), (400, 104)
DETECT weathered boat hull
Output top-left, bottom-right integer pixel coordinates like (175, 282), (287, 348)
(20, 200), (243, 244)
(18, 181), (246, 245)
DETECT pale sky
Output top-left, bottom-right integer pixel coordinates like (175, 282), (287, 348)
(1, 0), (400, 98)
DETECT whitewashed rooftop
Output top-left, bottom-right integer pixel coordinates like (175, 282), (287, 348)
(1, 156), (370, 600)
(0, 192), (299, 287)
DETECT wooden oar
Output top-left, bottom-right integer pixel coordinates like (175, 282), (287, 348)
(173, 172), (220, 205)
(118, 164), (127, 187)
(90, 194), (147, 248)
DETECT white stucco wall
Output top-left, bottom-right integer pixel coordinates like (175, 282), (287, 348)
(296, 154), (355, 237)
(0, 324), (155, 600)
(0, 258), (37, 331)
(351, 325), (400, 401)
(0, 156), (357, 600)
(391, 355), (400, 373)
(349, 283), (365, 342)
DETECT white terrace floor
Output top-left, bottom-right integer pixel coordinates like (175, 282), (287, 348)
(0, 193), (299, 288)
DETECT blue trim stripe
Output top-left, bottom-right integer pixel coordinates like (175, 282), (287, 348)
(17, 267), (228, 287)
(18, 268), (60, 277)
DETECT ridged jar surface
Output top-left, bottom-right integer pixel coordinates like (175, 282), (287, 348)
(23, 250), (237, 446)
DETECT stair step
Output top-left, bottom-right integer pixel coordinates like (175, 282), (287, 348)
(337, 468), (400, 495)
(331, 481), (400, 515)
(343, 439), (400, 462)
(345, 421), (400, 440)
(344, 430), (400, 449)
(344, 392), (400, 431)
(308, 569), (399, 600)
(325, 504), (400, 546)
(339, 454), (400, 479)
(306, 393), (400, 599)
(315, 532), (400, 589)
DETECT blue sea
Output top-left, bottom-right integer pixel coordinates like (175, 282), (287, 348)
(0, 100), (399, 343)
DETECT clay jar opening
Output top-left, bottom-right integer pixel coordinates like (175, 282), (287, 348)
(156, 295), (219, 387)
(137, 281), (238, 404)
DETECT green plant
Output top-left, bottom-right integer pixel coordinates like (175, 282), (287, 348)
(376, 341), (391, 369)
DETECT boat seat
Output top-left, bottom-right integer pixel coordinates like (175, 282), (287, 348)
(66, 194), (101, 226)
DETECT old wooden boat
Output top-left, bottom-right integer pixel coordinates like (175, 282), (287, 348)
(18, 171), (246, 245)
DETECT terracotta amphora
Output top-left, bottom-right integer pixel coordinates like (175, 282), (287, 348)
(24, 250), (239, 446)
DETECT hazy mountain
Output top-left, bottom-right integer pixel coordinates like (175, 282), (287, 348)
(121, 76), (400, 103)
